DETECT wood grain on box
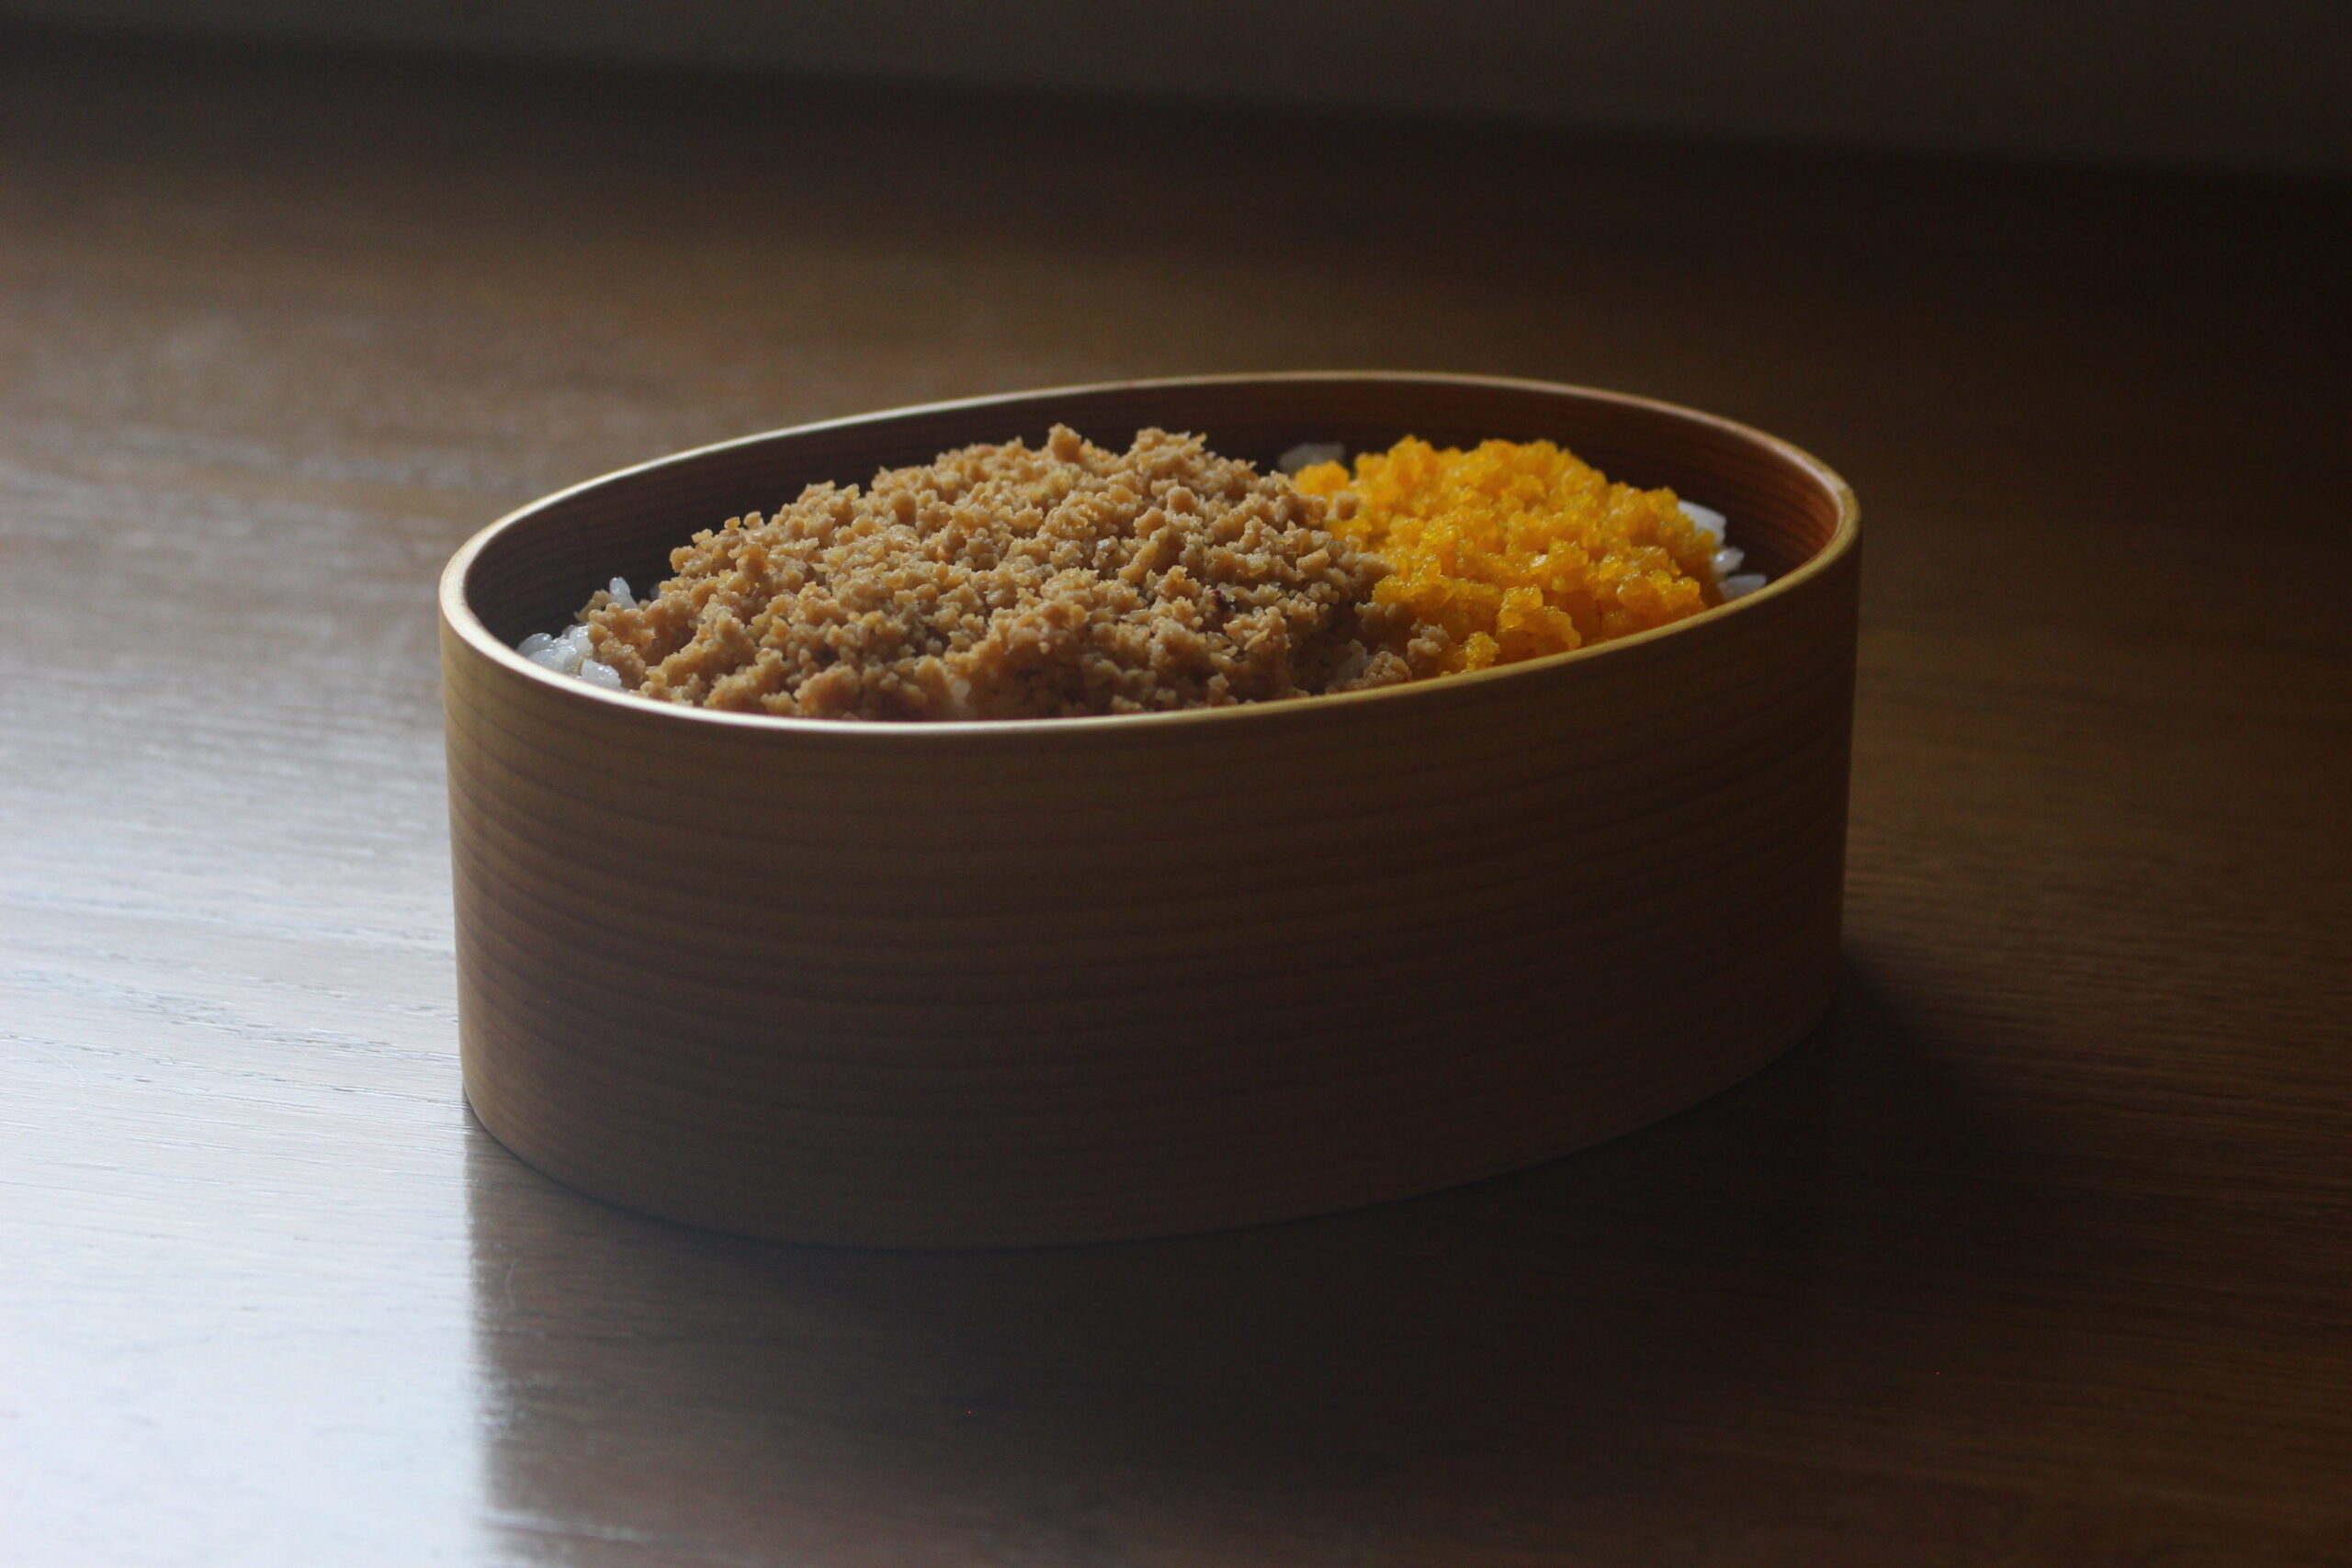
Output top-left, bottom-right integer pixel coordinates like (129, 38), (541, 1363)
(442, 375), (1860, 1245)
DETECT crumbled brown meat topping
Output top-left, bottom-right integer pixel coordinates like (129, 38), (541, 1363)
(577, 425), (1449, 720)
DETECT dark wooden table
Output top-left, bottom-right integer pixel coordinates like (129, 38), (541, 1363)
(4, 29), (2347, 1567)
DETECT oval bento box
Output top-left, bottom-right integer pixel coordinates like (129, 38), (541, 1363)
(441, 372), (1860, 1247)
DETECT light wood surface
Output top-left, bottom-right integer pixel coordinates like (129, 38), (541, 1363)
(446, 375), (1860, 1246)
(4, 27), (2348, 1568)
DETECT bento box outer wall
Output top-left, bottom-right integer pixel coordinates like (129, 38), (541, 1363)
(441, 374), (1860, 1247)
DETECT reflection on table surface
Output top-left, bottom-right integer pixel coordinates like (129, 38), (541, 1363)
(466, 964), (2153, 1564)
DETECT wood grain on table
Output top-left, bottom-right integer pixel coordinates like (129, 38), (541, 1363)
(3, 28), (2347, 1568)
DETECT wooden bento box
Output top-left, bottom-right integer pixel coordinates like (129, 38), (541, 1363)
(440, 373), (1860, 1247)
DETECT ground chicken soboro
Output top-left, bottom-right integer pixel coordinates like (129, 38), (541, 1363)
(575, 426), (1446, 720)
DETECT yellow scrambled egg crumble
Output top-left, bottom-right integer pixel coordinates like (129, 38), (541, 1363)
(1294, 437), (1720, 672)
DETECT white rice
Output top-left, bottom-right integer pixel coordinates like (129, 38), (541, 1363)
(1677, 499), (1770, 598)
(1277, 441), (1347, 476)
(514, 473), (1770, 687)
(517, 579), (630, 687)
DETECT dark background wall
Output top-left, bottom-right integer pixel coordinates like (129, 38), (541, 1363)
(6, 0), (2347, 176)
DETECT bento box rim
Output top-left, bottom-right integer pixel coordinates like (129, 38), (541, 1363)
(439, 370), (1860, 739)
